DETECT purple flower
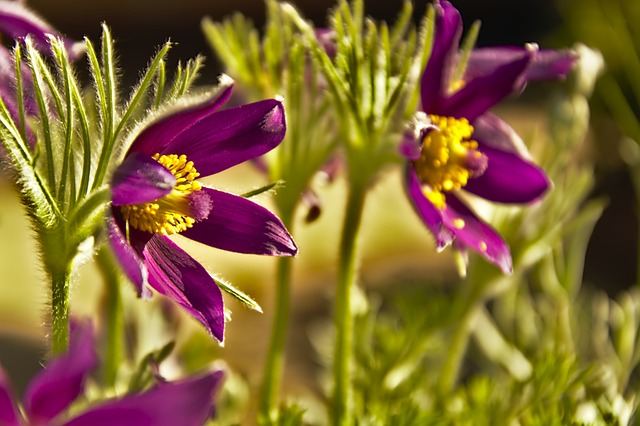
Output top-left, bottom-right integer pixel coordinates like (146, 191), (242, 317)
(402, 0), (575, 273)
(0, 322), (224, 426)
(109, 79), (298, 342)
(0, 1), (84, 119)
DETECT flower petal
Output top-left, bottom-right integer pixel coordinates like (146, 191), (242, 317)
(464, 144), (549, 203)
(0, 367), (20, 426)
(404, 165), (454, 249)
(107, 213), (150, 297)
(471, 112), (531, 158)
(181, 188), (298, 256)
(24, 321), (98, 423)
(466, 47), (576, 82)
(143, 236), (225, 341)
(126, 78), (233, 155)
(444, 49), (533, 121)
(0, 1), (85, 60)
(441, 195), (512, 274)
(61, 372), (224, 426)
(420, 0), (462, 112)
(110, 152), (176, 206)
(161, 99), (286, 177)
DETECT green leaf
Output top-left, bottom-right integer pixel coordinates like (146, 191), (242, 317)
(216, 277), (262, 313)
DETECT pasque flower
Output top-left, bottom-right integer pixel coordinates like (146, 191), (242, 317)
(0, 1), (84, 121)
(109, 78), (298, 342)
(402, 0), (575, 273)
(0, 322), (224, 426)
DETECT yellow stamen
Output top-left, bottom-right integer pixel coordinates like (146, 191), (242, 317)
(449, 79), (465, 93)
(121, 153), (203, 235)
(453, 218), (465, 229)
(413, 115), (485, 209)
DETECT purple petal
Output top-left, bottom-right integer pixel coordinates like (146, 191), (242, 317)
(181, 188), (298, 256)
(0, 367), (20, 426)
(161, 99), (286, 177)
(126, 79), (233, 155)
(0, 1), (85, 60)
(107, 213), (151, 298)
(143, 236), (225, 341)
(129, 92), (286, 178)
(471, 112), (530, 158)
(0, 44), (39, 144)
(61, 372), (224, 426)
(404, 165), (454, 249)
(441, 195), (512, 274)
(464, 144), (549, 203)
(443, 49), (533, 121)
(318, 154), (342, 183)
(111, 152), (176, 206)
(24, 321), (98, 423)
(316, 28), (337, 58)
(421, 0), (462, 113)
(466, 47), (577, 82)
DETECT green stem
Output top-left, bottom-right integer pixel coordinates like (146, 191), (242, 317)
(332, 182), (367, 426)
(51, 267), (71, 355)
(97, 247), (124, 387)
(259, 215), (294, 425)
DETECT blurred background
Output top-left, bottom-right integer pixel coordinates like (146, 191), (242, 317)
(0, 0), (638, 414)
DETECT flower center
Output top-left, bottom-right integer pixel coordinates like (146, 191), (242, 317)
(413, 115), (487, 209)
(121, 153), (212, 235)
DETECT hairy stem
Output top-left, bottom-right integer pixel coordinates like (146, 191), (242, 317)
(332, 182), (367, 426)
(97, 247), (124, 387)
(51, 266), (71, 355)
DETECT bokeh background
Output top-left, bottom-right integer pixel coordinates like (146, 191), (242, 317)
(0, 0), (636, 413)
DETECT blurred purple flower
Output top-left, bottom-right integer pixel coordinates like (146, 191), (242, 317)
(109, 79), (298, 342)
(0, 1), (84, 122)
(0, 322), (223, 426)
(401, 0), (575, 273)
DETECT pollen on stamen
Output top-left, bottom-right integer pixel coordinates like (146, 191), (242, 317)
(120, 153), (212, 235)
(413, 114), (488, 208)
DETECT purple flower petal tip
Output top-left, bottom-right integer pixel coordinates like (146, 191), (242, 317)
(110, 152), (176, 206)
(24, 321), (98, 423)
(144, 236), (226, 342)
(62, 371), (225, 426)
(0, 367), (20, 426)
(182, 188), (298, 257)
(0, 1), (83, 60)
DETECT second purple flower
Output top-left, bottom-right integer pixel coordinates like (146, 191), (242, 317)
(402, 0), (575, 274)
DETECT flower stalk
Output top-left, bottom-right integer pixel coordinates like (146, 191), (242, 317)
(96, 247), (124, 386)
(50, 262), (72, 355)
(333, 180), (368, 426)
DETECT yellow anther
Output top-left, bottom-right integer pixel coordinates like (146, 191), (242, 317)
(121, 153), (205, 235)
(449, 79), (465, 93)
(453, 218), (465, 229)
(479, 241), (488, 252)
(413, 115), (486, 210)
